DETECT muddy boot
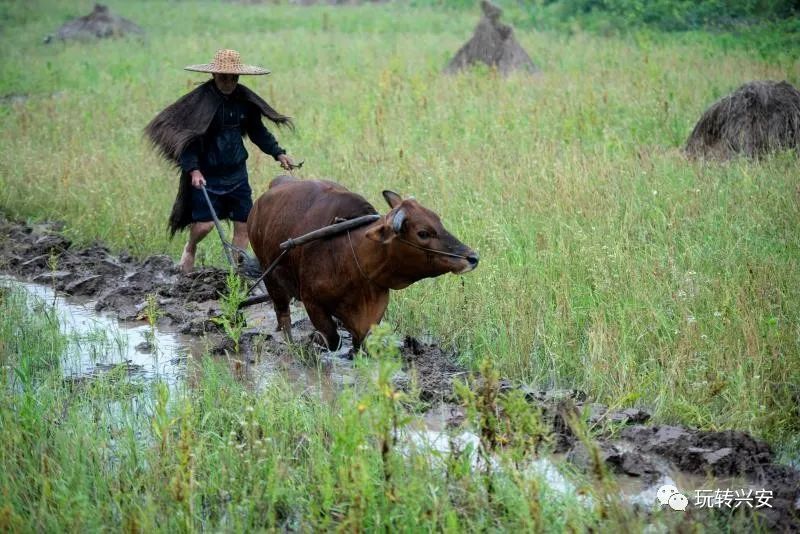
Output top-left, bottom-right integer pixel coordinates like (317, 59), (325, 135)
(178, 244), (195, 274)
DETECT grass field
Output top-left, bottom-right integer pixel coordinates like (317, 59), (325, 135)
(1, 1), (799, 527)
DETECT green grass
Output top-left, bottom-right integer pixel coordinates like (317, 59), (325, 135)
(0, 0), (798, 468)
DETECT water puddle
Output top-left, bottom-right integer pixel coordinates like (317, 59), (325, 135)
(2, 276), (197, 385)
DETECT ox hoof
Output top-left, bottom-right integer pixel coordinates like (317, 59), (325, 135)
(333, 347), (356, 360)
(309, 331), (328, 348)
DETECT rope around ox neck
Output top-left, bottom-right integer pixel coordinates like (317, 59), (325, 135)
(347, 230), (380, 287)
(395, 237), (471, 259)
(347, 230), (377, 285)
(346, 230), (470, 287)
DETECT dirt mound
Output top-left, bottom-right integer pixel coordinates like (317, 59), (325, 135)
(685, 80), (800, 160)
(400, 336), (467, 402)
(49, 4), (144, 42)
(445, 1), (539, 76)
(288, 0), (389, 5)
(621, 425), (774, 477)
(162, 268), (230, 303)
(566, 441), (661, 480)
(622, 425), (800, 529)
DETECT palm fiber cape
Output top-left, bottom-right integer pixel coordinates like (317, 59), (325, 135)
(144, 79), (292, 236)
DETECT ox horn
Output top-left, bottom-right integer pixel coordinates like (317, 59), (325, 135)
(383, 190), (403, 209)
(392, 209), (406, 233)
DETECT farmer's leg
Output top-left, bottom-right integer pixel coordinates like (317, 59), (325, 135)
(181, 185), (224, 273)
(179, 222), (214, 273)
(232, 222), (249, 263)
(229, 182), (253, 264)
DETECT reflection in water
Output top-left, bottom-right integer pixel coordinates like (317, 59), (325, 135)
(3, 276), (192, 385)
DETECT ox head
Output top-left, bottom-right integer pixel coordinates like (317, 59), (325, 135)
(365, 190), (479, 286)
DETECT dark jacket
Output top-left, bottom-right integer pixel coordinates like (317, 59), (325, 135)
(179, 85), (286, 187)
(144, 80), (292, 236)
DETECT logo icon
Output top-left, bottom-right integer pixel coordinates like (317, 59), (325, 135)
(657, 484), (688, 511)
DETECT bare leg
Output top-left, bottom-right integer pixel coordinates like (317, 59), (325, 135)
(232, 221), (249, 264)
(178, 222), (214, 274)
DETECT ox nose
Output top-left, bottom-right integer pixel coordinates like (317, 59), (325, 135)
(467, 252), (479, 267)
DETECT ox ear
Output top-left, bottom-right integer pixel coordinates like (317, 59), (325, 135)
(382, 190), (403, 209)
(365, 219), (397, 244)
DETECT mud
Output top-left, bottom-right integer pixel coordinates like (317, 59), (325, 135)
(479, 385), (799, 528)
(619, 425), (800, 529)
(1, 217), (226, 330)
(401, 335), (467, 403)
(1, 214), (798, 529)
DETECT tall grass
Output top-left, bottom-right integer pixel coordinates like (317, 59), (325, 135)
(0, 1), (798, 456)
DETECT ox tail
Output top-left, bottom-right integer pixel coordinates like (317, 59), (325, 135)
(268, 174), (297, 189)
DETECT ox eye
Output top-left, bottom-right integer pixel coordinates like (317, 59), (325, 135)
(417, 230), (432, 240)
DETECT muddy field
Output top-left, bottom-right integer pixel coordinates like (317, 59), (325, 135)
(1, 214), (798, 529)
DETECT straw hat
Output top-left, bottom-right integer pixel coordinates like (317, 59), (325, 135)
(184, 49), (270, 75)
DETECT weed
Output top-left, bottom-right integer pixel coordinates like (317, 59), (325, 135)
(212, 269), (248, 354)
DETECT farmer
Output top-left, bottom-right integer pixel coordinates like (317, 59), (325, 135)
(145, 49), (294, 273)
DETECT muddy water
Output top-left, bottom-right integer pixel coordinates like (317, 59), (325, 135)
(3, 275), (198, 384)
(411, 403), (761, 510)
(2, 275), (353, 397)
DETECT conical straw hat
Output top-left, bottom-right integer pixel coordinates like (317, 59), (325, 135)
(185, 49), (269, 75)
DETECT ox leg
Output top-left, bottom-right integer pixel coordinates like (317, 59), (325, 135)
(343, 299), (389, 353)
(266, 281), (293, 342)
(304, 303), (340, 351)
(340, 317), (374, 353)
(348, 324), (369, 353)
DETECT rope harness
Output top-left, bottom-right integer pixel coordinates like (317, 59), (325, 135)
(347, 229), (378, 286)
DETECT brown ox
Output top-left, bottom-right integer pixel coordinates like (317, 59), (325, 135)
(247, 176), (479, 350)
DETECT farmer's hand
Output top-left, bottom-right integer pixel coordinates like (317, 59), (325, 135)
(190, 170), (206, 189)
(277, 154), (294, 171)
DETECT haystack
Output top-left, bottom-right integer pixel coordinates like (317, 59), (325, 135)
(445, 1), (539, 76)
(50, 4), (144, 42)
(685, 80), (800, 160)
(288, 0), (388, 5)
